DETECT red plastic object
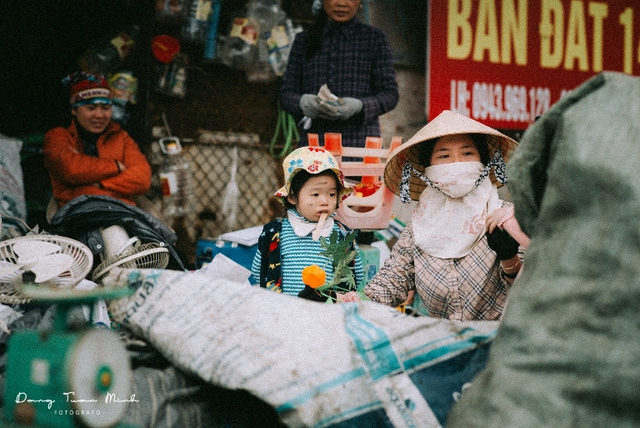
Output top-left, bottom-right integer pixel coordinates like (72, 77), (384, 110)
(313, 134), (403, 230)
(152, 34), (181, 63)
(308, 133), (320, 147)
(362, 136), (382, 186)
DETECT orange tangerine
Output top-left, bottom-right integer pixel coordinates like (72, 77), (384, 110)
(301, 265), (326, 289)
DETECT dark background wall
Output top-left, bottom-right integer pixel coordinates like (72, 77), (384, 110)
(0, 0), (148, 140)
(0, 0), (424, 142)
(0, 0), (425, 228)
(0, 0), (317, 226)
(0, 0), (319, 143)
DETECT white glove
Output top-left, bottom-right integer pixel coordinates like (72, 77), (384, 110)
(318, 97), (363, 121)
(299, 94), (324, 119)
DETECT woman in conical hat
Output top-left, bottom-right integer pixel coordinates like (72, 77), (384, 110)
(363, 110), (527, 321)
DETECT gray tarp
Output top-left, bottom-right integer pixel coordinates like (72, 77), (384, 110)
(0, 134), (27, 234)
(448, 72), (640, 427)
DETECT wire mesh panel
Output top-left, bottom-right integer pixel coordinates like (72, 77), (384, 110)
(178, 132), (281, 241)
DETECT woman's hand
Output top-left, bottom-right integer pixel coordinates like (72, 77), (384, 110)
(486, 206), (512, 233)
(319, 98), (363, 121)
(487, 227), (519, 261)
(299, 94), (324, 119)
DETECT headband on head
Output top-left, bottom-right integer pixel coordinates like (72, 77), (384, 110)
(64, 71), (112, 107)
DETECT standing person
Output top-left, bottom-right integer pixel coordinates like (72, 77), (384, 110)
(363, 110), (523, 321)
(43, 71), (152, 213)
(252, 146), (364, 299)
(279, 0), (399, 148)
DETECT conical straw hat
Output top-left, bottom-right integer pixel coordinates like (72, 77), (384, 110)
(384, 110), (518, 201)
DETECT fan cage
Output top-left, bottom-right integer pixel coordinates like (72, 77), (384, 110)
(0, 235), (94, 304)
(92, 243), (170, 285)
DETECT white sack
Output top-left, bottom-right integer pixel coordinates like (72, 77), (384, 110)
(105, 264), (497, 427)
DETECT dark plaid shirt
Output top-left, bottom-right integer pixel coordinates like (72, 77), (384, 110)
(280, 18), (399, 148)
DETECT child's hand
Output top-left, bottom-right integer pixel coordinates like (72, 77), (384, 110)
(336, 291), (361, 303)
(298, 285), (328, 302)
(486, 206), (513, 233)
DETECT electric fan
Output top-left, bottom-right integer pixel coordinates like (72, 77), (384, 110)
(1, 241), (137, 428)
(0, 234), (94, 304)
(92, 225), (170, 285)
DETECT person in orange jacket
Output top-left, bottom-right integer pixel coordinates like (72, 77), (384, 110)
(43, 71), (152, 212)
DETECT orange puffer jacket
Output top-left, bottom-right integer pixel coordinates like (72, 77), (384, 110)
(44, 120), (151, 207)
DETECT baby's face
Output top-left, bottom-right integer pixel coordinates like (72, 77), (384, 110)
(287, 174), (338, 222)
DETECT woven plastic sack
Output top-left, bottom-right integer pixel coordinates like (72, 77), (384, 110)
(105, 261), (497, 427)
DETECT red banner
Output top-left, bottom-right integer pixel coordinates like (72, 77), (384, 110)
(427, 0), (640, 130)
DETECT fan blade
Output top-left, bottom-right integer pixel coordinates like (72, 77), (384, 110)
(0, 261), (21, 279)
(13, 240), (62, 268)
(29, 253), (75, 283)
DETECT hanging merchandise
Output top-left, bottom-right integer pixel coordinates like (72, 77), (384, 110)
(218, 15), (259, 71)
(155, 0), (185, 19)
(182, 0), (213, 42)
(108, 71), (137, 125)
(152, 34), (181, 64)
(79, 25), (140, 75)
(248, 33), (275, 82)
(245, 0), (287, 82)
(169, 57), (188, 98)
(220, 146), (240, 231)
(270, 101), (299, 159)
(156, 53), (189, 98)
(218, 0), (289, 82)
(158, 135), (195, 220)
(266, 18), (301, 77)
(265, 23), (290, 76)
(203, 0), (222, 61)
(152, 35), (187, 98)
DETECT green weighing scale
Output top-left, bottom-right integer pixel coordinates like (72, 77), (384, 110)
(0, 235), (139, 428)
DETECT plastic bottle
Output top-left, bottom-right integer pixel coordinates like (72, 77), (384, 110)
(245, 0), (285, 81)
(158, 137), (194, 220)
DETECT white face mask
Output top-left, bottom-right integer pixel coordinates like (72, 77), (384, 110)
(425, 162), (484, 199)
(413, 161), (502, 258)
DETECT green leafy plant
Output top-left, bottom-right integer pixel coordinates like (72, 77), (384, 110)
(300, 230), (363, 303)
(318, 229), (358, 293)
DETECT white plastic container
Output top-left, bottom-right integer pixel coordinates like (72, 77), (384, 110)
(158, 137), (195, 220)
